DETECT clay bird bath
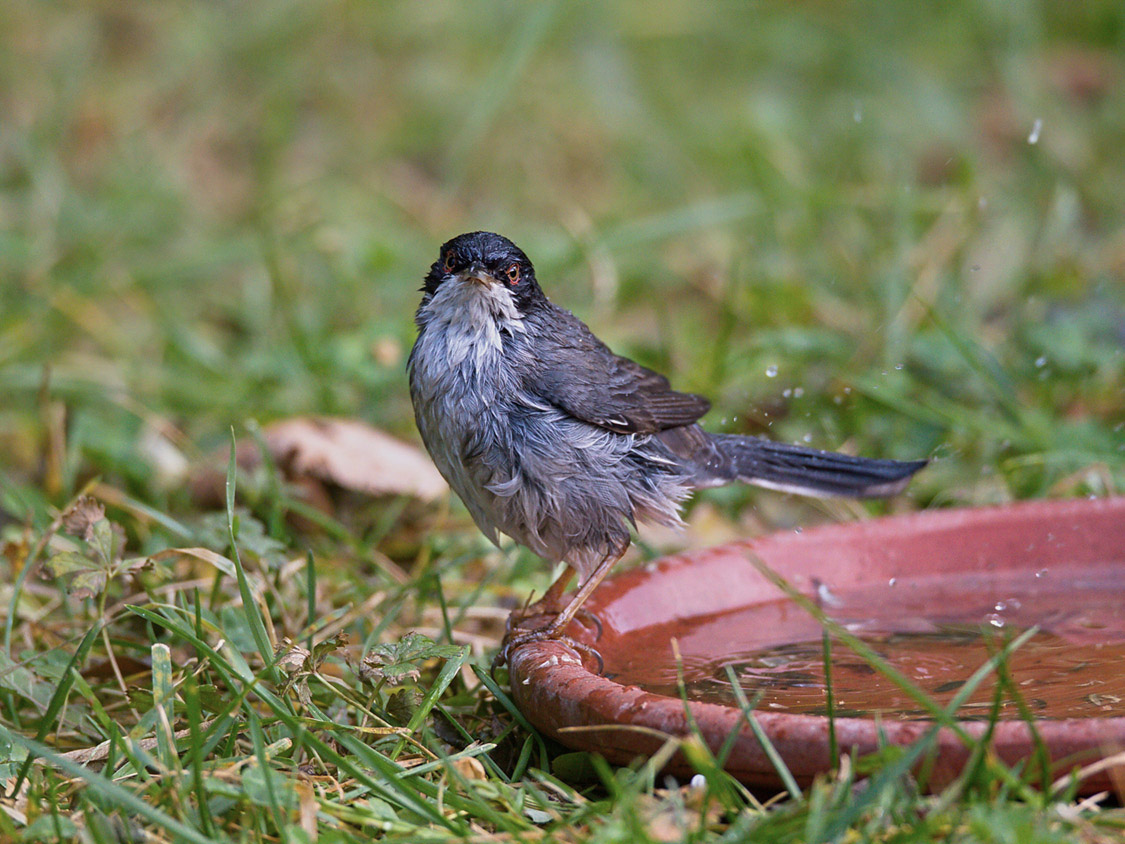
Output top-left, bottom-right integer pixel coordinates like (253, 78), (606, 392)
(508, 497), (1125, 794)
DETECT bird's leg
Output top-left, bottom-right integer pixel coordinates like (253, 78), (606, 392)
(508, 565), (575, 622)
(496, 553), (621, 672)
(505, 564), (603, 638)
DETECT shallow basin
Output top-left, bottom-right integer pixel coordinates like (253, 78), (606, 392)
(508, 497), (1125, 794)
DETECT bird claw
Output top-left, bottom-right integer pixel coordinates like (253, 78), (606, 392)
(504, 606), (603, 641)
(492, 623), (604, 676)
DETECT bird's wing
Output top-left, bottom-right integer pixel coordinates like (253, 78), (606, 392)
(529, 308), (711, 434)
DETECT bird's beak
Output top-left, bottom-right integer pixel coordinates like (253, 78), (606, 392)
(460, 262), (497, 288)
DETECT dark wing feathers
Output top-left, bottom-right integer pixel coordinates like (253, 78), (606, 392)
(530, 306), (710, 434)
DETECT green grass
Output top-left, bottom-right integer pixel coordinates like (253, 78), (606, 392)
(1, 1), (1124, 841)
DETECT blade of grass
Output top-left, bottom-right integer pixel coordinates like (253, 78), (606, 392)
(0, 726), (218, 844)
(391, 645), (467, 759)
(4, 480), (99, 656)
(181, 672), (216, 838)
(9, 621), (102, 796)
(723, 664), (803, 802)
(151, 643), (176, 771)
(669, 639), (743, 815)
(305, 550), (315, 653)
(248, 711), (289, 836)
(988, 630), (1054, 797)
(129, 602), (466, 831)
(472, 664), (549, 772)
(823, 629), (838, 769)
(224, 429), (276, 680)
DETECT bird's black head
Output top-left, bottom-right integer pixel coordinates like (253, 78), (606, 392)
(422, 231), (545, 310)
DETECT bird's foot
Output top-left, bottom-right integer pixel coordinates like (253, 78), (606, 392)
(492, 619), (604, 675)
(504, 599), (603, 641)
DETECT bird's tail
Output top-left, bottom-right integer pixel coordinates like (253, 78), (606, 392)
(709, 434), (927, 498)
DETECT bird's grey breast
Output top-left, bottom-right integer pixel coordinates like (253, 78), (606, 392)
(408, 282), (535, 542)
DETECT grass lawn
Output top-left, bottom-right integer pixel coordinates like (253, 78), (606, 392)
(1, 2), (1123, 841)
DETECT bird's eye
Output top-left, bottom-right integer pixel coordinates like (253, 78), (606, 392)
(505, 263), (521, 285)
(443, 252), (456, 273)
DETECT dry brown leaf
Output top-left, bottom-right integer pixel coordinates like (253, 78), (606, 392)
(275, 639), (311, 675)
(189, 416), (447, 506)
(264, 417), (446, 501)
(61, 496), (106, 539)
(451, 756), (487, 781)
(296, 779), (319, 840)
(58, 719), (217, 765)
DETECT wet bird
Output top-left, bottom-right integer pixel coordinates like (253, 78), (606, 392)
(408, 231), (926, 667)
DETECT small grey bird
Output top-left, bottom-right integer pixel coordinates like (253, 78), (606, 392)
(408, 231), (926, 666)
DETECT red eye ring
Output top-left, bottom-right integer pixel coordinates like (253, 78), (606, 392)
(443, 253), (456, 273)
(505, 263), (521, 285)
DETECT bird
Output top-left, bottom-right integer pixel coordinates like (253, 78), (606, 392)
(407, 231), (927, 668)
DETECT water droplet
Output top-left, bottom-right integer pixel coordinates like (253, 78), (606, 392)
(1036, 568), (1048, 579)
(816, 582), (842, 606)
(987, 614), (1006, 628)
(853, 106), (863, 123)
(894, 364), (904, 370)
(765, 365), (778, 378)
(1035, 356), (1047, 368)
(888, 577), (897, 587)
(994, 601), (1007, 612)
(1028, 118), (1042, 144)
(793, 527), (803, 534)
(802, 433), (813, 443)
(782, 388), (792, 398)
(793, 387), (804, 398)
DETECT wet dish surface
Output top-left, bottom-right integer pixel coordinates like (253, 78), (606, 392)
(605, 565), (1125, 719)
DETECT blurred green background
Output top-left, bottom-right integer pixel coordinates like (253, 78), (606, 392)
(2, 0), (1123, 523)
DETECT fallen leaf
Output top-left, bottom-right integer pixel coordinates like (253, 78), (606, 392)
(386, 687), (423, 725)
(265, 417), (446, 501)
(189, 416), (447, 506)
(275, 639), (311, 675)
(42, 551), (107, 600)
(61, 496), (105, 539)
(451, 756), (487, 781)
(360, 632), (463, 686)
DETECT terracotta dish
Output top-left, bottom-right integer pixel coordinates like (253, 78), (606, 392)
(509, 497), (1125, 794)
